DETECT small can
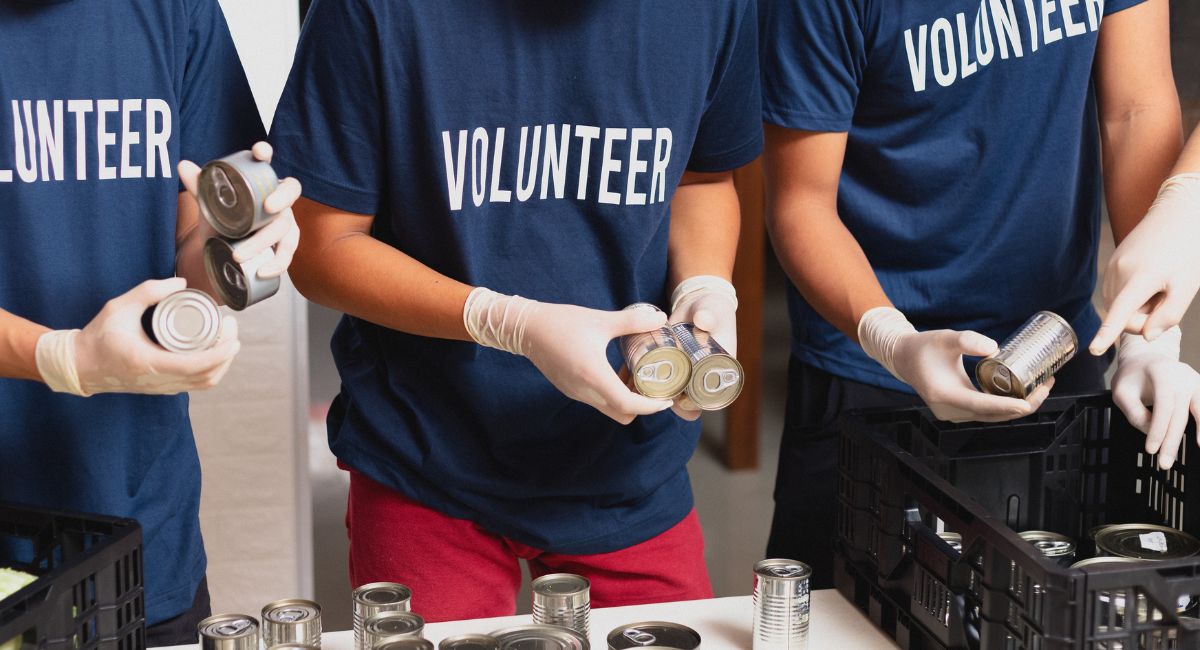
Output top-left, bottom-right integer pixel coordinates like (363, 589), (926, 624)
(374, 641), (434, 650)
(607, 622), (701, 649)
(1019, 531), (1076, 566)
(438, 635), (501, 650)
(141, 288), (222, 353)
(363, 611), (425, 648)
(489, 624), (589, 650)
(937, 532), (963, 553)
(619, 304), (691, 400)
(199, 150), (281, 239)
(269, 646), (320, 650)
(354, 583), (413, 650)
(262, 598), (322, 648)
(976, 311), (1077, 399)
(204, 237), (281, 311)
(531, 573), (590, 638)
(669, 323), (744, 411)
(752, 559), (811, 650)
(198, 614), (259, 650)
(1093, 524), (1200, 561)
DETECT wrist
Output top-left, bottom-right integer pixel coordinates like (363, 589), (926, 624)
(670, 275), (737, 314)
(35, 329), (90, 396)
(463, 287), (539, 356)
(1118, 326), (1182, 364)
(858, 306), (916, 381)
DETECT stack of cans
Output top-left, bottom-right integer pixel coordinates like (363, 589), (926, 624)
(141, 289), (222, 353)
(262, 599), (322, 648)
(977, 311), (1077, 398)
(752, 559), (811, 650)
(437, 635), (500, 650)
(531, 573), (590, 638)
(362, 611), (425, 648)
(607, 622), (701, 650)
(197, 614), (259, 650)
(353, 583), (414, 650)
(489, 624), (588, 650)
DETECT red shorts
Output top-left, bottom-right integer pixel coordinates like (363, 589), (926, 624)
(345, 469), (713, 622)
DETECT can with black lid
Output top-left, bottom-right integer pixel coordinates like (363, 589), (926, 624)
(489, 624), (589, 650)
(354, 583), (413, 650)
(199, 150), (281, 239)
(204, 237), (281, 311)
(607, 622), (700, 649)
(198, 614), (259, 650)
(363, 611), (425, 648)
(262, 598), (322, 648)
(438, 635), (500, 650)
(142, 289), (222, 353)
(531, 573), (590, 638)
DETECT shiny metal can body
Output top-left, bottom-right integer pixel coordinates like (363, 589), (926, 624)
(531, 573), (590, 638)
(269, 645), (320, 650)
(619, 304), (691, 399)
(262, 599), (322, 648)
(607, 622), (701, 649)
(204, 236), (281, 311)
(669, 323), (743, 410)
(438, 635), (501, 650)
(1019, 531), (1076, 566)
(198, 614), (259, 650)
(1093, 524), (1200, 561)
(199, 150), (281, 239)
(489, 624), (589, 650)
(752, 559), (810, 650)
(363, 611), (425, 648)
(354, 583), (413, 650)
(374, 640), (435, 650)
(937, 532), (963, 553)
(142, 289), (222, 353)
(976, 311), (1077, 399)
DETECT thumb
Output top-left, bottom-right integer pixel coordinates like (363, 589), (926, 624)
(116, 277), (189, 310)
(177, 160), (202, 196)
(954, 330), (1000, 357)
(609, 306), (668, 337)
(692, 307), (718, 333)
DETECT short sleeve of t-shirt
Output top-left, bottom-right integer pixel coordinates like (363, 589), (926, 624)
(1104, 0), (1148, 15)
(269, 0), (385, 215)
(687, 0), (763, 173)
(759, 0), (868, 132)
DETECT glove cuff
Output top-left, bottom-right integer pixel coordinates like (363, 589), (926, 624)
(670, 275), (737, 314)
(35, 329), (90, 397)
(1118, 326), (1182, 364)
(463, 287), (539, 356)
(858, 306), (917, 382)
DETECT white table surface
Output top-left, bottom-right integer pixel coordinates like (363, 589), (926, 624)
(165, 590), (898, 649)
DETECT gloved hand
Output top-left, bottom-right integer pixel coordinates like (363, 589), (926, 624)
(1091, 174), (1200, 355)
(36, 278), (240, 396)
(464, 288), (674, 424)
(667, 275), (738, 420)
(179, 142), (302, 279)
(1111, 327), (1200, 470)
(858, 307), (1052, 422)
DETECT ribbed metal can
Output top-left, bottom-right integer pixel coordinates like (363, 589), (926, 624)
(363, 611), (425, 648)
(198, 150), (281, 239)
(353, 582), (413, 650)
(262, 598), (322, 648)
(1018, 531), (1076, 567)
(198, 614), (259, 650)
(976, 311), (1077, 399)
(141, 289), (222, 353)
(619, 304), (691, 399)
(607, 621), (701, 649)
(489, 624), (589, 650)
(438, 634), (500, 650)
(752, 559), (811, 650)
(669, 323), (743, 410)
(531, 573), (590, 638)
(204, 236), (281, 311)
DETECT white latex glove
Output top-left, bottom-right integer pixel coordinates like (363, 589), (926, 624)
(464, 288), (674, 424)
(36, 278), (240, 396)
(1111, 327), (1200, 469)
(1091, 174), (1200, 355)
(179, 142), (302, 279)
(858, 307), (1052, 423)
(667, 275), (738, 420)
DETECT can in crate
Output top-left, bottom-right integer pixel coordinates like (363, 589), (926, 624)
(204, 237), (281, 311)
(488, 624), (588, 650)
(374, 641), (434, 650)
(607, 622), (701, 649)
(354, 583), (413, 650)
(531, 573), (590, 638)
(198, 614), (259, 650)
(1073, 555), (1196, 616)
(752, 559), (811, 650)
(363, 611), (425, 647)
(141, 289), (222, 353)
(1019, 531), (1076, 566)
(199, 150), (281, 239)
(262, 599), (322, 648)
(937, 532), (963, 553)
(619, 304), (691, 399)
(438, 634), (501, 650)
(1093, 524), (1200, 561)
(669, 323), (743, 411)
(976, 311), (1077, 399)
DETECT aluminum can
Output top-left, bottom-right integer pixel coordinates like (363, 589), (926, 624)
(531, 573), (590, 638)
(619, 304), (691, 399)
(198, 614), (259, 650)
(262, 599), (322, 648)
(268, 646), (320, 650)
(752, 559), (810, 650)
(204, 236), (281, 311)
(363, 611), (425, 648)
(489, 624), (589, 650)
(199, 150), (281, 239)
(669, 323), (743, 410)
(354, 583), (413, 650)
(607, 622), (701, 649)
(937, 532), (963, 553)
(141, 289), (221, 353)
(438, 635), (501, 650)
(976, 311), (1077, 399)
(374, 641), (434, 650)
(1019, 531), (1076, 566)
(1093, 524), (1200, 561)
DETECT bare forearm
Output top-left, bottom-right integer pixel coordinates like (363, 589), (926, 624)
(1103, 106), (1183, 243)
(0, 309), (48, 381)
(668, 172), (739, 288)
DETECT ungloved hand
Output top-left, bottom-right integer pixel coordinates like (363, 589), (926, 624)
(858, 307), (1052, 423)
(179, 142), (302, 279)
(36, 278), (240, 396)
(1111, 327), (1200, 470)
(463, 288), (673, 424)
(1091, 174), (1200, 355)
(667, 275), (738, 421)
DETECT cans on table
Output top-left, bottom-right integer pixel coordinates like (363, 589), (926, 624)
(262, 598), (322, 648)
(204, 236), (281, 311)
(363, 611), (425, 648)
(1019, 531), (1076, 566)
(531, 573), (590, 638)
(1093, 524), (1200, 561)
(489, 624), (589, 650)
(438, 635), (501, 650)
(142, 289), (222, 353)
(354, 583), (414, 650)
(607, 622), (701, 649)
(374, 641), (435, 650)
(198, 614), (259, 650)
(669, 323), (743, 410)
(752, 559), (811, 650)
(619, 304), (691, 399)
(976, 311), (1077, 399)
(199, 150), (281, 239)
(268, 645), (320, 650)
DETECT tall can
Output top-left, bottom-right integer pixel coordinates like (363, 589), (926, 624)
(199, 150), (281, 239)
(619, 304), (691, 399)
(669, 323), (743, 410)
(438, 634), (500, 650)
(531, 573), (590, 638)
(489, 624), (588, 650)
(353, 583), (413, 650)
(204, 237), (281, 311)
(976, 311), (1077, 399)
(141, 289), (222, 353)
(262, 599), (322, 648)
(752, 559), (811, 650)
(363, 611), (425, 648)
(198, 614), (259, 650)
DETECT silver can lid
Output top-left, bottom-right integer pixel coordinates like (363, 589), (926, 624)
(532, 574), (590, 598)
(365, 611), (425, 637)
(1093, 524), (1200, 560)
(198, 614), (258, 639)
(489, 624), (589, 650)
(937, 532), (963, 553)
(204, 237), (252, 311)
(607, 622), (701, 649)
(152, 289), (221, 353)
(1018, 531), (1076, 558)
(263, 599), (322, 624)
(374, 640), (434, 650)
(439, 634), (501, 650)
(355, 582), (414, 606)
(624, 302), (665, 315)
(754, 558), (812, 581)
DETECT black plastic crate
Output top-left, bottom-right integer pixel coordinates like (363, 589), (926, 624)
(0, 504), (144, 650)
(835, 393), (1200, 650)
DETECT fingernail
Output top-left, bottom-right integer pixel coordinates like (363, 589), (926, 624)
(1160, 456), (1175, 470)
(258, 266), (282, 279)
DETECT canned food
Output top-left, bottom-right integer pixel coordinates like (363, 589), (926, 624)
(1093, 524), (1200, 561)
(937, 532), (963, 553)
(438, 635), (501, 650)
(619, 304), (691, 399)
(489, 624), (589, 650)
(1019, 531), (1076, 566)
(204, 237), (281, 311)
(752, 559), (811, 650)
(976, 311), (1077, 399)
(669, 323), (743, 410)
(262, 598), (322, 648)
(354, 583), (413, 650)
(269, 645), (320, 650)
(199, 150), (281, 239)
(141, 289), (222, 353)
(531, 573), (590, 638)
(1072, 556), (1194, 618)
(374, 641), (434, 650)
(198, 614), (259, 650)
(363, 611), (425, 648)
(607, 622), (700, 649)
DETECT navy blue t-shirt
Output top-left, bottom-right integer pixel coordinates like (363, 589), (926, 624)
(0, 0), (262, 625)
(761, 0), (1143, 391)
(272, 0), (761, 554)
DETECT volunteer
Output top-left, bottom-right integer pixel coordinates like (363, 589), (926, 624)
(0, 1), (301, 644)
(760, 0), (1184, 587)
(271, 0), (759, 621)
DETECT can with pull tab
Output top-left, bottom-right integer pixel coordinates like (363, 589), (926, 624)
(619, 304), (691, 399)
(669, 323), (743, 411)
(976, 311), (1077, 399)
(198, 150), (281, 239)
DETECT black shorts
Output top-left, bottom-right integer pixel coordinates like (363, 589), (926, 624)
(145, 577), (211, 648)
